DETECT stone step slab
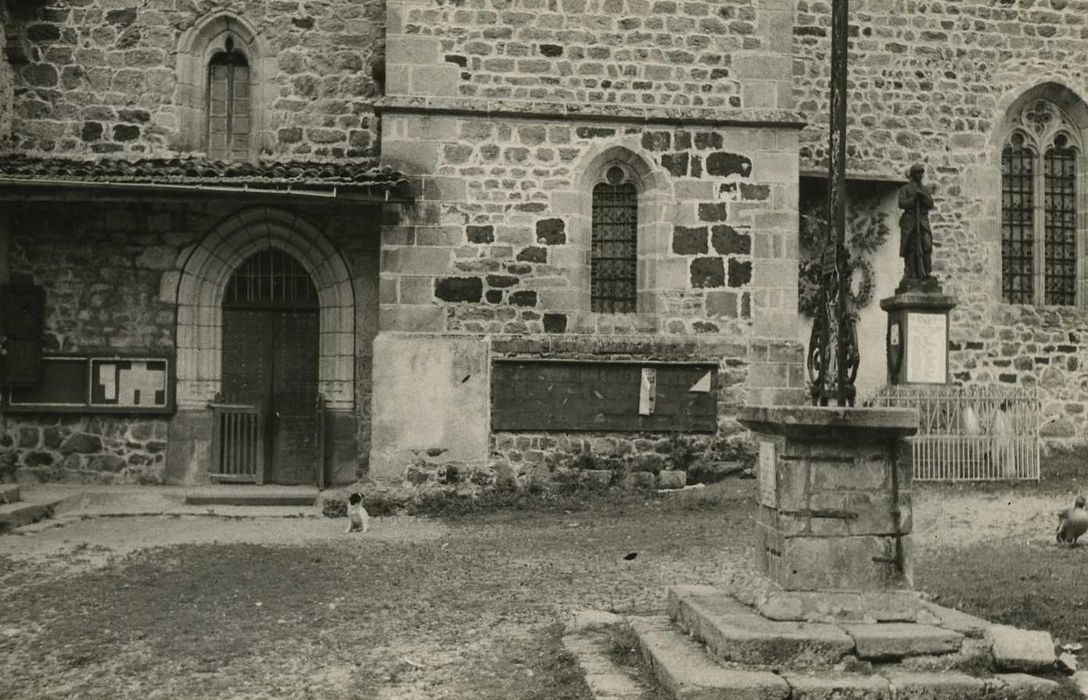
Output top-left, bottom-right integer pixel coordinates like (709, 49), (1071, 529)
(918, 601), (992, 639)
(989, 673), (1066, 699)
(667, 585), (854, 668)
(0, 501), (56, 534)
(779, 671), (892, 699)
(0, 484), (20, 504)
(842, 622), (963, 660)
(988, 624), (1057, 673)
(629, 616), (789, 700)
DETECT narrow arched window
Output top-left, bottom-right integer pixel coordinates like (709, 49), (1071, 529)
(1001, 97), (1084, 306)
(1001, 133), (1035, 304)
(591, 165), (638, 313)
(206, 37), (251, 161)
(1044, 134), (1077, 305)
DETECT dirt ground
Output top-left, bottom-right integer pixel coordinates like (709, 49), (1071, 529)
(0, 480), (1084, 699)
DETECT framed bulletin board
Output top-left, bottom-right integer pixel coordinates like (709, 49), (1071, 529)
(491, 359), (718, 432)
(4, 354), (174, 414)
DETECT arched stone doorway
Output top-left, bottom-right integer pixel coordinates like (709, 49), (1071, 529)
(166, 207), (356, 485)
(221, 249), (320, 484)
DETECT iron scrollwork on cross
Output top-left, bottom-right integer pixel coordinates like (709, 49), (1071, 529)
(806, 246), (859, 406)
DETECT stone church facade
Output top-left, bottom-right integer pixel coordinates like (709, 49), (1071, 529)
(0, 0), (1085, 489)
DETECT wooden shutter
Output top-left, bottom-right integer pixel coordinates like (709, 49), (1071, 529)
(0, 283), (45, 387)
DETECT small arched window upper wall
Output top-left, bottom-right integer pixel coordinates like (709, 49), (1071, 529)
(176, 12), (274, 161)
(206, 38), (251, 161)
(591, 164), (640, 313)
(999, 90), (1087, 306)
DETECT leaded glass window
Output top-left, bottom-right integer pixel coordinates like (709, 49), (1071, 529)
(1044, 135), (1077, 305)
(1000, 98), (1083, 306)
(591, 166), (638, 313)
(207, 37), (251, 161)
(1001, 136), (1034, 304)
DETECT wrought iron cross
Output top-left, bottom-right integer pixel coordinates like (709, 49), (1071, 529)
(807, 0), (859, 406)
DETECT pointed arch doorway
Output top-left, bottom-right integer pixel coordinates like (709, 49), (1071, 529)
(220, 249), (320, 485)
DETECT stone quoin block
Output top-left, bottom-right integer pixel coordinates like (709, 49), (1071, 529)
(728, 259), (752, 287)
(466, 225), (494, 244)
(661, 152), (689, 177)
(434, 277), (483, 303)
(712, 225), (752, 255)
(535, 218), (566, 245)
(706, 152), (753, 177)
(672, 226), (709, 255)
(698, 202), (730, 222)
(690, 257), (726, 288)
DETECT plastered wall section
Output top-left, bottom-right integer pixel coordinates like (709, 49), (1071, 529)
(368, 334), (491, 481)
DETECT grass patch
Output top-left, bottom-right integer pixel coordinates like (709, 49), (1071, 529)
(605, 624), (643, 668)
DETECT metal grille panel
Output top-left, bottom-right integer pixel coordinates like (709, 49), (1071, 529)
(1044, 145), (1077, 306)
(1001, 144), (1035, 304)
(591, 180), (638, 313)
(868, 385), (1040, 482)
(224, 249), (318, 309)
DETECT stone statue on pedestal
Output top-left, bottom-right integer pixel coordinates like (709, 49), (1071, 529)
(897, 164), (937, 291)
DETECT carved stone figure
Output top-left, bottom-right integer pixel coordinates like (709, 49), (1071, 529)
(898, 163), (935, 285)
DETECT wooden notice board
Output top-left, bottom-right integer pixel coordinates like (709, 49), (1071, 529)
(491, 360), (718, 432)
(4, 355), (174, 414)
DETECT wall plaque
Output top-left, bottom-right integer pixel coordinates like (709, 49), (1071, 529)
(758, 440), (777, 508)
(905, 312), (947, 384)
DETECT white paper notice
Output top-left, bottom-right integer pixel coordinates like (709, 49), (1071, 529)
(638, 367), (656, 416)
(758, 440), (776, 508)
(98, 364), (117, 401)
(906, 312), (947, 383)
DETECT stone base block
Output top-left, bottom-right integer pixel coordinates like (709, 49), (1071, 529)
(668, 585), (855, 668)
(756, 590), (925, 623)
(164, 409), (213, 485)
(842, 623), (963, 660)
(988, 624), (1057, 672)
(630, 616), (791, 700)
(780, 671), (891, 699)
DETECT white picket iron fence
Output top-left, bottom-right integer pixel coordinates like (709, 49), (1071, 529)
(867, 384), (1041, 481)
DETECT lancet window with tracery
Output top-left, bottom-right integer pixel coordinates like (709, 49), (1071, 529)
(1001, 99), (1083, 306)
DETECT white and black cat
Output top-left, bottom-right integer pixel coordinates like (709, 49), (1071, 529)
(345, 492), (370, 533)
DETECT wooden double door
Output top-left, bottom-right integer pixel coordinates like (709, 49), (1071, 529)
(220, 249), (321, 485)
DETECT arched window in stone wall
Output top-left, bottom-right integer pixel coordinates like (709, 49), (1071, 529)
(591, 164), (639, 313)
(1001, 98), (1084, 305)
(175, 13), (274, 160)
(206, 38), (251, 161)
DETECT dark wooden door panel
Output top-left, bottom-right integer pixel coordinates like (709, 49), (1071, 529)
(221, 308), (319, 485)
(270, 311), (319, 485)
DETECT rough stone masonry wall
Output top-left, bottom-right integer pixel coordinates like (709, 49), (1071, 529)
(386, 0), (795, 118)
(4, 0), (383, 158)
(373, 112), (809, 485)
(794, 0), (1088, 440)
(0, 6), (12, 143)
(381, 117), (801, 343)
(0, 201), (380, 484)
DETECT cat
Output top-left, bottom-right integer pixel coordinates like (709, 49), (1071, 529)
(345, 491), (370, 534)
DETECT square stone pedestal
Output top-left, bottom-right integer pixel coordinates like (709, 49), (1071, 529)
(880, 290), (957, 386)
(738, 406), (921, 622)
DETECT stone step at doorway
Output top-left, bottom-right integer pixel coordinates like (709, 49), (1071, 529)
(182, 485), (319, 507)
